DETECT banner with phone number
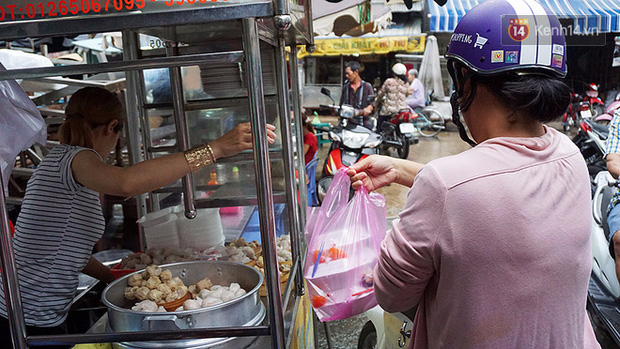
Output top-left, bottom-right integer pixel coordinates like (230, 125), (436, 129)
(298, 35), (425, 58)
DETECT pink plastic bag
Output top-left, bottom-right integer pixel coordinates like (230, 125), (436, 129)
(304, 169), (386, 321)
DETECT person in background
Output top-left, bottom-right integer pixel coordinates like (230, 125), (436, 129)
(340, 61), (374, 128)
(406, 68), (426, 111)
(376, 63), (410, 129)
(303, 117), (318, 165)
(347, 0), (599, 347)
(604, 110), (620, 284)
(0, 86), (277, 348)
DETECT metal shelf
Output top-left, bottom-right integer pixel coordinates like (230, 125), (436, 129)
(0, 51), (244, 81)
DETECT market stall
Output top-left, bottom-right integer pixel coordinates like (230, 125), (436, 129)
(0, 0), (314, 347)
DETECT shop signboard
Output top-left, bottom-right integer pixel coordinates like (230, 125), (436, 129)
(298, 35), (426, 58)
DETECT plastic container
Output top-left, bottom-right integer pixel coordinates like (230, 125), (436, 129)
(138, 206), (180, 249)
(176, 207), (225, 250)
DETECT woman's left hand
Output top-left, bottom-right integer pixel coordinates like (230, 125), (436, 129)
(210, 122), (277, 159)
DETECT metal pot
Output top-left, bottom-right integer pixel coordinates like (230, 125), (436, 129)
(102, 260), (264, 334)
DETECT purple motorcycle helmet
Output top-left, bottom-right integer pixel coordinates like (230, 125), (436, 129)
(445, 0), (567, 146)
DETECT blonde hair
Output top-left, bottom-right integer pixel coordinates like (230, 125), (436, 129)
(58, 87), (125, 148)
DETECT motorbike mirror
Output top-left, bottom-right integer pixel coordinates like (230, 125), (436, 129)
(321, 87), (336, 105)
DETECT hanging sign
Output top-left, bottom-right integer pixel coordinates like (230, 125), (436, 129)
(298, 35), (425, 58)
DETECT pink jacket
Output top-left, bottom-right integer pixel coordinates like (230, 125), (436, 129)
(375, 127), (600, 348)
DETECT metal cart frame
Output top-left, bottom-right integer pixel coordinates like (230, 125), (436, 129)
(0, 1), (313, 347)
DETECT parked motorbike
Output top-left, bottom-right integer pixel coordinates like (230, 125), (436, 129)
(562, 93), (580, 133)
(588, 171), (620, 346)
(316, 87), (382, 203)
(574, 118), (607, 172)
(585, 83), (606, 118)
(594, 91), (620, 126)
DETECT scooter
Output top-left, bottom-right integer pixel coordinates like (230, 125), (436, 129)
(375, 97), (419, 160)
(316, 87), (382, 203)
(594, 91), (620, 126)
(585, 83), (606, 118)
(562, 93), (582, 133)
(588, 171), (620, 346)
(572, 118), (608, 184)
(378, 109), (418, 160)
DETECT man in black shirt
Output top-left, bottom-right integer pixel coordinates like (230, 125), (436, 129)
(340, 61), (374, 127)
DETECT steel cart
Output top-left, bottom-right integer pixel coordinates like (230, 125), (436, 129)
(0, 0), (314, 347)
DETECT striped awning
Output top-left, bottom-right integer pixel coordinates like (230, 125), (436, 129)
(427, 0), (620, 33)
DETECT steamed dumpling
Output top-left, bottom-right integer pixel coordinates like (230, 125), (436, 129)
(202, 297), (224, 307)
(135, 286), (150, 301)
(145, 276), (161, 290)
(196, 278), (212, 291)
(183, 299), (202, 310)
(159, 269), (173, 281)
(127, 273), (143, 287)
(147, 289), (164, 303)
(132, 300), (158, 312)
(198, 289), (211, 300)
(124, 286), (138, 301)
(221, 290), (236, 302)
(156, 283), (172, 296)
(146, 265), (162, 277)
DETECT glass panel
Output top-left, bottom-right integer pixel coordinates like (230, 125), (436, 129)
(304, 56), (342, 85)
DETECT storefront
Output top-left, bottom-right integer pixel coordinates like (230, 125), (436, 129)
(300, 31), (426, 109)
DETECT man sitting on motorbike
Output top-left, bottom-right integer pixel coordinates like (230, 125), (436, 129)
(376, 63), (410, 129)
(340, 61), (374, 128)
(604, 110), (620, 284)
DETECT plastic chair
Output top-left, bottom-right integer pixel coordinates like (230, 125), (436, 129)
(306, 153), (319, 206)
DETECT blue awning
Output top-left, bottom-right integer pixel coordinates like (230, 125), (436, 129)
(427, 0), (620, 33)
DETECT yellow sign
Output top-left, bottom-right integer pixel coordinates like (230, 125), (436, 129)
(290, 289), (315, 349)
(298, 35), (426, 58)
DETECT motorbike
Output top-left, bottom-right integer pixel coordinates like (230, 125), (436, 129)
(378, 109), (419, 159)
(316, 87), (382, 203)
(563, 93), (584, 133)
(588, 171), (620, 346)
(594, 91), (620, 126)
(375, 95), (419, 159)
(573, 118), (607, 181)
(585, 83), (606, 118)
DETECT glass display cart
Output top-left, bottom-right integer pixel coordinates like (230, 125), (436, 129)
(0, 0), (314, 347)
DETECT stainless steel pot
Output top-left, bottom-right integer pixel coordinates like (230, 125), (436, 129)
(102, 260), (264, 334)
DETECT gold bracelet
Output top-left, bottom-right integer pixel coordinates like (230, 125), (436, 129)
(184, 144), (215, 172)
(205, 144), (216, 164)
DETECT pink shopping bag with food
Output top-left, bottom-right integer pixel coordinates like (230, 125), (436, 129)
(304, 169), (386, 321)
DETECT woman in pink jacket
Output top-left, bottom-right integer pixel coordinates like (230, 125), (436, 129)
(348, 0), (600, 348)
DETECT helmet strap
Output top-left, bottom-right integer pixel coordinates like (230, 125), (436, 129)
(448, 61), (477, 147)
(450, 92), (477, 147)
